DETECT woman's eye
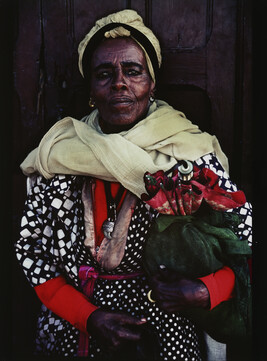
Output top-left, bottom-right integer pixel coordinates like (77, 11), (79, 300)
(126, 69), (141, 76)
(96, 71), (111, 79)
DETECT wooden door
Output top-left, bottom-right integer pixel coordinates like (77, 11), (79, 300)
(11, 0), (253, 358)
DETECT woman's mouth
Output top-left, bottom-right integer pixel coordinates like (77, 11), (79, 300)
(110, 97), (134, 107)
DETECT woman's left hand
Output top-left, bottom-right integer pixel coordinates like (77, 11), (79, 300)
(149, 268), (210, 312)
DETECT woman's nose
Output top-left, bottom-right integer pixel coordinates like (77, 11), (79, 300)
(111, 70), (127, 91)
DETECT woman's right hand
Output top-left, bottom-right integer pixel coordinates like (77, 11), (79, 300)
(86, 309), (147, 351)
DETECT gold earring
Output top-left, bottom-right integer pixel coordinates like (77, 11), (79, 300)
(89, 98), (95, 108)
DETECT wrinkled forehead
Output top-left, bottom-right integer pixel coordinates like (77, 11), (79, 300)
(91, 37), (148, 69)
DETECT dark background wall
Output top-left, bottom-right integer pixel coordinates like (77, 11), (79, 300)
(12, 0), (254, 198)
(1, 0), (266, 360)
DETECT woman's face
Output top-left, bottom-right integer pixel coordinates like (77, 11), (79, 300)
(90, 37), (155, 132)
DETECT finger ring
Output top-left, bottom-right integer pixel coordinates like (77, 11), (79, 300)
(147, 290), (156, 303)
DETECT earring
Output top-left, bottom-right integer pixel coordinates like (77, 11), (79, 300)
(149, 96), (155, 103)
(89, 97), (95, 108)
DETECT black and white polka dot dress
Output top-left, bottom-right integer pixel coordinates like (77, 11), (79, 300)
(15, 153), (252, 360)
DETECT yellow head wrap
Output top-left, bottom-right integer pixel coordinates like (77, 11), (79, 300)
(78, 9), (162, 83)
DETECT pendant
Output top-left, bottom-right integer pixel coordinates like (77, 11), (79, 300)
(102, 220), (115, 240)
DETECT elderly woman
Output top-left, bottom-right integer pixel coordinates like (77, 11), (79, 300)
(16, 9), (252, 361)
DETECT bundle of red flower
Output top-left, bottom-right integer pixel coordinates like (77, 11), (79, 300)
(141, 163), (251, 342)
(141, 164), (246, 215)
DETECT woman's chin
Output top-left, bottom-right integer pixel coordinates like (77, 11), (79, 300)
(100, 117), (139, 133)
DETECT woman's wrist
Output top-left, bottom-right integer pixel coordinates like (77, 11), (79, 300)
(193, 280), (210, 309)
(86, 308), (101, 333)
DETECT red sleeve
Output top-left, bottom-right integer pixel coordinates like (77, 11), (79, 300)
(198, 266), (235, 310)
(34, 276), (98, 334)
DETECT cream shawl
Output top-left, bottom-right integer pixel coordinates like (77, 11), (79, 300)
(20, 100), (228, 198)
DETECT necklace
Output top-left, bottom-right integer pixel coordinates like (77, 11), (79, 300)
(102, 181), (125, 239)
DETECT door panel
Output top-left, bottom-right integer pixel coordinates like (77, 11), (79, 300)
(151, 0), (211, 50)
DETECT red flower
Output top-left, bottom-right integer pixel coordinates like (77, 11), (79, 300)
(141, 164), (246, 215)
